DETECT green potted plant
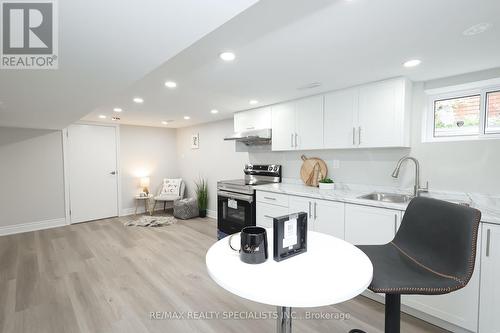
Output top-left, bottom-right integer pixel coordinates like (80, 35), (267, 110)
(195, 177), (208, 218)
(318, 177), (335, 190)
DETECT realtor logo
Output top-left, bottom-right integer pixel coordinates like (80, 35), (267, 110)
(1, 0), (58, 69)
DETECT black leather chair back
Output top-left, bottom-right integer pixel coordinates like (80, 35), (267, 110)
(393, 197), (481, 286)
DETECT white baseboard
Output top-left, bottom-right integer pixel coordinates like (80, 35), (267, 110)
(206, 209), (217, 219)
(0, 218), (67, 236)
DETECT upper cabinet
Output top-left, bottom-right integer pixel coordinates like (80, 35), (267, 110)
(234, 106), (271, 132)
(357, 78), (411, 148)
(269, 77), (412, 151)
(323, 78), (412, 149)
(324, 88), (358, 149)
(272, 95), (324, 151)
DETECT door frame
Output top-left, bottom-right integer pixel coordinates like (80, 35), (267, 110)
(62, 121), (122, 224)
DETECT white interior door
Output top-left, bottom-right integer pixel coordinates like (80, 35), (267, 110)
(67, 124), (119, 223)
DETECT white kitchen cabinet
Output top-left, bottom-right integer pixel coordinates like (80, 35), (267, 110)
(479, 223), (500, 333)
(295, 95), (324, 150)
(271, 102), (296, 151)
(272, 95), (324, 151)
(289, 195), (344, 237)
(314, 199), (345, 239)
(345, 204), (400, 245)
(357, 78), (411, 148)
(256, 202), (289, 229)
(234, 107), (272, 132)
(289, 196), (315, 230)
(324, 88), (358, 149)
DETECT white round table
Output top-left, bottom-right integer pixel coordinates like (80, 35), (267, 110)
(206, 229), (373, 333)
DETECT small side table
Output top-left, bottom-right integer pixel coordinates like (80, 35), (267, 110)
(134, 195), (153, 215)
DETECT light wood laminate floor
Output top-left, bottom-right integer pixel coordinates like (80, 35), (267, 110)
(0, 213), (448, 333)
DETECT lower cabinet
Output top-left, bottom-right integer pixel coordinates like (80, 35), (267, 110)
(256, 201), (289, 229)
(479, 223), (500, 333)
(289, 196), (344, 238)
(344, 204), (401, 245)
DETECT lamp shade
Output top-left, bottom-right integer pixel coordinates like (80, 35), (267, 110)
(140, 177), (150, 188)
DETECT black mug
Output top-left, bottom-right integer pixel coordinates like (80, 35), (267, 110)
(228, 226), (268, 264)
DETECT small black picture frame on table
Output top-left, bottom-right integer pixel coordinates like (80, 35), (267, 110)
(273, 212), (308, 262)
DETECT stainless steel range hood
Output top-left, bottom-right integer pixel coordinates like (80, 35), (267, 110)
(224, 128), (272, 145)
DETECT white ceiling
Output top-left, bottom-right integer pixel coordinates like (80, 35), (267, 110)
(85, 0), (500, 129)
(0, 0), (259, 129)
(2, 0), (499, 130)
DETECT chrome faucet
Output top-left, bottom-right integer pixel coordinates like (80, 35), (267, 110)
(391, 156), (429, 197)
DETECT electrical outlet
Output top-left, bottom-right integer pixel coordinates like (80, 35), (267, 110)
(332, 160), (340, 169)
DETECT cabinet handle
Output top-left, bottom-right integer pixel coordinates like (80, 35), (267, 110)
(486, 228), (491, 257)
(358, 126), (362, 145)
(264, 215), (274, 219)
(314, 202), (317, 220)
(263, 197), (276, 201)
(295, 133), (298, 148)
(246, 126), (255, 130)
(394, 214), (398, 235)
(308, 201), (312, 218)
(352, 127), (356, 145)
(291, 133), (294, 148)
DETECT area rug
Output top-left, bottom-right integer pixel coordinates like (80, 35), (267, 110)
(124, 215), (177, 227)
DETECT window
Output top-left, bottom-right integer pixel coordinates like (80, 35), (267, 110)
(425, 80), (500, 141)
(486, 90), (500, 133)
(434, 95), (481, 137)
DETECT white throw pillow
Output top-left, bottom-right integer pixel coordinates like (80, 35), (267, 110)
(159, 178), (182, 197)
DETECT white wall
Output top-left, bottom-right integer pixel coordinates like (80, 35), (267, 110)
(176, 119), (249, 214)
(120, 125), (179, 212)
(0, 128), (66, 227)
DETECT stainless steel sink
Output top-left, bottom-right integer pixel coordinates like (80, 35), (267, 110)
(358, 192), (413, 204)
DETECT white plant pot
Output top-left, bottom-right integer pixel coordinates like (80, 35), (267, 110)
(318, 183), (335, 190)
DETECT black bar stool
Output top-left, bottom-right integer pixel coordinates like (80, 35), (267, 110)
(350, 197), (481, 333)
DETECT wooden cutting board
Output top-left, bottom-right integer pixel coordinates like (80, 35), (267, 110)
(300, 155), (328, 187)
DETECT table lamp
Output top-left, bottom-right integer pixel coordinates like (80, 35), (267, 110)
(140, 177), (150, 195)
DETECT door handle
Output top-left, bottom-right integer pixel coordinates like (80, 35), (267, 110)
(486, 228), (491, 257)
(110, 171), (117, 175)
(352, 127), (356, 145)
(308, 201), (312, 218)
(313, 202), (317, 220)
(358, 126), (362, 145)
(295, 133), (298, 148)
(291, 133), (294, 148)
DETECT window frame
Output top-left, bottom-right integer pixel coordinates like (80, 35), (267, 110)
(424, 82), (500, 143)
(485, 89), (500, 134)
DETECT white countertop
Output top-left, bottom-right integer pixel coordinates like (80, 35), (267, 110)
(206, 229), (373, 308)
(255, 182), (500, 225)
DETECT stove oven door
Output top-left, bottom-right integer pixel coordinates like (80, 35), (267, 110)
(217, 190), (255, 236)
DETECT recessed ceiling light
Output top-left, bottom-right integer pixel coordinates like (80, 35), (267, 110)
(403, 59), (422, 68)
(463, 23), (492, 36)
(210, 109), (219, 114)
(98, 115), (107, 119)
(161, 121), (169, 125)
(184, 116), (191, 120)
(133, 97), (144, 104)
(113, 107), (123, 112)
(249, 100), (259, 105)
(164, 81), (177, 88)
(219, 51), (236, 62)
